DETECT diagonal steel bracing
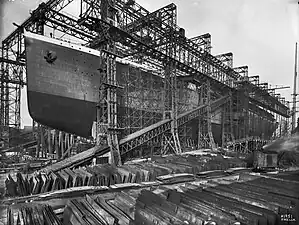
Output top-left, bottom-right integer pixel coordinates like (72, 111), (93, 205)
(0, 0), (290, 153)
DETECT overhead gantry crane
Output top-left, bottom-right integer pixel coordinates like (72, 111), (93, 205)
(0, 0), (291, 163)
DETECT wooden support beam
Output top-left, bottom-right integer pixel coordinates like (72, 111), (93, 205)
(41, 126), (47, 158)
(60, 132), (65, 158)
(36, 124), (41, 158)
(55, 130), (59, 159)
(62, 144), (73, 159)
(48, 129), (52, 156)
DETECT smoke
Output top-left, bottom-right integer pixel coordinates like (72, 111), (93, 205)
(263, 133), (299, 152)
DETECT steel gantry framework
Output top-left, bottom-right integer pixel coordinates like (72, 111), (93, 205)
(0, 0), (290, 159)
(0, 0), (78, 148)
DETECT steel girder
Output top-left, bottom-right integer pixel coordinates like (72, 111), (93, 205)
(119, 95), (229, 156)
(0, 0), (290, 149)
(107, 25), (290, 118)
(92, 95), (229, 158)
(190, 33), (212, 54)
(79, 1), (288, 117)
(0, 0), (75, 144)
(234, 66), (248, 77)
(216, 52), (233, 68)
(119, 119), (172, 156)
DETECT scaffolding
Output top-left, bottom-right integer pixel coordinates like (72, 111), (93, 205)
(197, 80), (215, 149)
(0, 0), (291, 160)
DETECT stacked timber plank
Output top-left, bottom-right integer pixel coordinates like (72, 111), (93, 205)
(63, 194), (135, 225)
(4, 153), (246, 197)
(6, 204), (62, 225)
(2, 170), (299, 224)
(68, 174), (299, 225)
(62, 172), (299, 225)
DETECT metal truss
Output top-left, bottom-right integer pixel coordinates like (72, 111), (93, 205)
(190, 33), (212, 54)
(226, 136), (269, 153)
(119, 66), (163, 136)
(178, 124), (194, 149)
(81, 1), (182, 155)
(177, 79), (198, 149)
(94, 0), (122, 166)
(0, 0), (76, 147)
(0, 0), (291, 155)
(107, 7), (287, 116)
(197, 80), (215, 149)
(233, 87), (249, 142)
(177, 95), (229, 127)
(79, 1), (288, 115)
(162, 62), (182, 155)
(119, 119), (171, 157)
(234, 66), (248, 77)
(216, 52), (233, 68)
(115, 95), (229, 157)
(105, 52), (122, 166)
(222, 91), (235, 148)
(161, 11), (181, 154)
(46, 94), (229, 167)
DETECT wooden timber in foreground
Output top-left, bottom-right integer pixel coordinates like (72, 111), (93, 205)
(2, 169), (299, 225)
(4, 151), (246, 197)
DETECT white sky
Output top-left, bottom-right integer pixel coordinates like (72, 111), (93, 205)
(1, 0), (299, 127)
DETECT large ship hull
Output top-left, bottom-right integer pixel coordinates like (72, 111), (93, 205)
(25, 32), (203, 140)
(25, 32), (102, 137)
(24, 32), (275, 144)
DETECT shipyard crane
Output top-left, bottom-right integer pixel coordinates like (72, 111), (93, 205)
(0, 0), (291, 160)
(267, 85), (290, 91)
(266, 86), (290, 103)
(267, 85), (290, 96)
(292, 42), (298, 131)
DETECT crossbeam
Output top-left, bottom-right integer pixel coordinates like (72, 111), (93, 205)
(42, 95), (229, 172)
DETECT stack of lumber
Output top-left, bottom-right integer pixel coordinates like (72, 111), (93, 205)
(6, 204), (61, 225)
(2, 170), (299, 225)
(63, 172), (299, 225)
(64, 194), (134, 224)
(4, 153), (246, 197)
